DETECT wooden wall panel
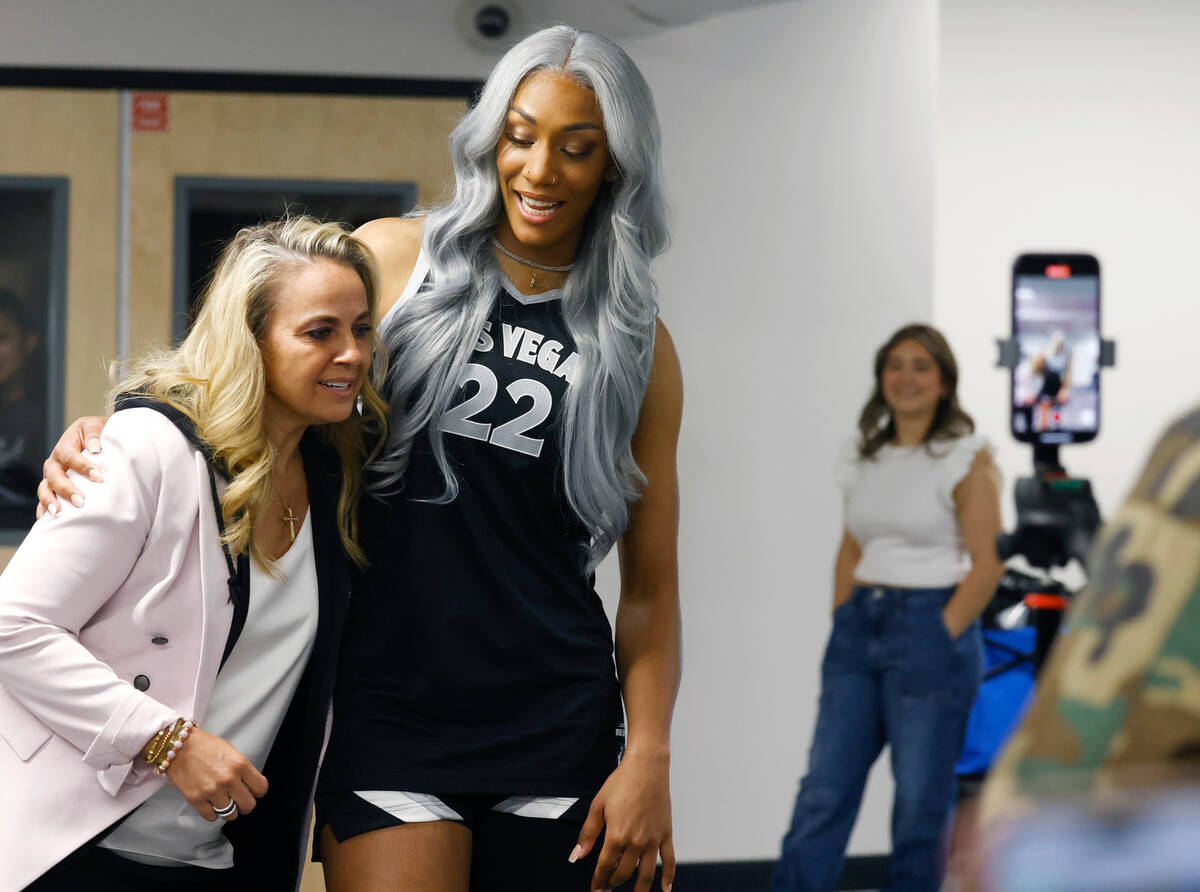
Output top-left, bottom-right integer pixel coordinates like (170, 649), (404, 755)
(128, 92), (464, 355)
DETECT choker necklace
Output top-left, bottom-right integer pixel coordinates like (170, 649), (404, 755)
(492, 238), (574, 289)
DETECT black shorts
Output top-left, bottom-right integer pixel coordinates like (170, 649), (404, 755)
(316, 789), (611, 892)
(1038, 369), (1063, 401)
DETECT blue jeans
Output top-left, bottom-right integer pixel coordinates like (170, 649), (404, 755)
(771, 585), (983, 892)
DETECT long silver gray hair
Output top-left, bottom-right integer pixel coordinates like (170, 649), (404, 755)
(374, 24), (668, 572)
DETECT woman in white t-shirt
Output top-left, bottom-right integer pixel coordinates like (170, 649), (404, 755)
(770, 323), (1004, 892)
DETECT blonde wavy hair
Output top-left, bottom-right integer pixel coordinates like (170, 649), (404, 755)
(113, 216), (388, 570)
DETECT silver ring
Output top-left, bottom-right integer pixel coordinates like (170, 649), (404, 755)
(213, 799), (238, 819)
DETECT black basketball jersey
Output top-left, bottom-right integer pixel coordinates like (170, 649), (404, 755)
(319, 274), (624, 798)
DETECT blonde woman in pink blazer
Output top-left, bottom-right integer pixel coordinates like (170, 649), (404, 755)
(0, 217), (386, 892)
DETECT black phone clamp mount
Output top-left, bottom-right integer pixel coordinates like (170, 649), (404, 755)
(994, 335), (1116, 472)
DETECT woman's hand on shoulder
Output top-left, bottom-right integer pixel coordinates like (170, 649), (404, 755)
(353, 216), (424, 320)
(575, 748), (674, 892)
(36, 416), (107, 519)
(163, 726), (268, 822)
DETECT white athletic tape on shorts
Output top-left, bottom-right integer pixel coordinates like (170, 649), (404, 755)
(355, 790), (464, 823)
(491, 796), (578, 820)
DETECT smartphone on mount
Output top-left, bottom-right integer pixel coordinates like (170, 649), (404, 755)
(1010, 253), (1101, 445)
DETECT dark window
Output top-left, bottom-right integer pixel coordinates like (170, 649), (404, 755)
(0, 178), (67, 534)
(174, 177), (417, 340)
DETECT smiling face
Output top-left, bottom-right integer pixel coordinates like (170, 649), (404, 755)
(493, 70), (614, 267)
(259, 259), (372, 441)
(881, 338), (946, 422)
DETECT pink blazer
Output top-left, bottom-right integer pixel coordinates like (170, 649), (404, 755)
(0, 408), (237, 891)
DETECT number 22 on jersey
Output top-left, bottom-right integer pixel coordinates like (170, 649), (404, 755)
(440, 364), (552, 458)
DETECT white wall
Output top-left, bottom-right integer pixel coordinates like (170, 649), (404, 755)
(0, 0), (497, 78)
(0, 0), (791, 79)
(936, 0), (1200, 520)
(608, 0), (938, 862)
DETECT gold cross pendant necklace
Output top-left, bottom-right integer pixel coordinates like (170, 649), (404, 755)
(281, 503), (299, 543)
(274, 479), (300, 543)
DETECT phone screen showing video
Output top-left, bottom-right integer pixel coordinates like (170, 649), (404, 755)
(1011, 254), (1100, 444)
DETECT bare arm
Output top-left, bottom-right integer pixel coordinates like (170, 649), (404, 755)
(352, 216), (424, 321)
(942, 449), (1005, 638)
(577, 320), (682, 892)
(831, 528), (863, 613)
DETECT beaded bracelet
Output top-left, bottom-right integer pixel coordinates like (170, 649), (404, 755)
(145, 718), (197, 775)
(154, 720), (197, 775)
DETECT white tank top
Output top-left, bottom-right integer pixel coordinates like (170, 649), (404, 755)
(100, 511), (318, 868)
(838, 434), (991, 588)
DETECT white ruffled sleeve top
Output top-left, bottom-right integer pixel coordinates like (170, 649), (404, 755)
(838, 433), (993, 589)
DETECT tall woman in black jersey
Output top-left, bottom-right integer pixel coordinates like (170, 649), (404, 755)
(40, 25), (682, 892)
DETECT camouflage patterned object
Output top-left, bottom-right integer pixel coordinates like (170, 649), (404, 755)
(981, 408), (1200, 825)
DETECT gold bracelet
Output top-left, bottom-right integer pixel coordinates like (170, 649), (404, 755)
(143, 727), (169, 763)
(143, 719), (183, 766)
(154, 720), (197, 775)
